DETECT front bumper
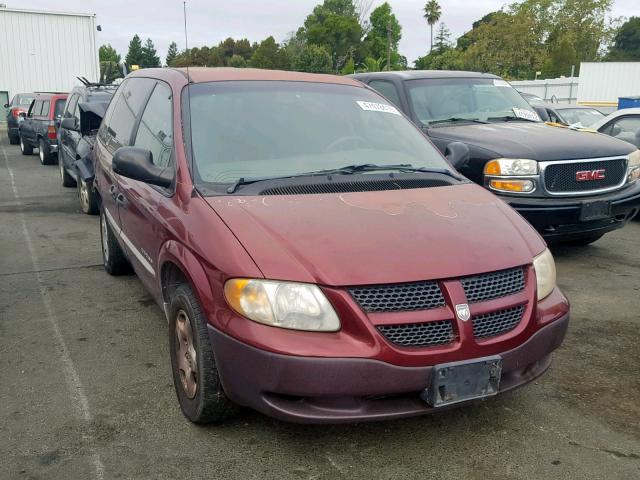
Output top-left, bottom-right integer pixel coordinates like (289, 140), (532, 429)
(504, 182), (640, 241)
(208, 313), (569, 424)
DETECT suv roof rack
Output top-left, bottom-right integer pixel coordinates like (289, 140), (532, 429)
(76, 76), (117, 88)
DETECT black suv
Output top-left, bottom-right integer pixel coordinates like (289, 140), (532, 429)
(353, 71), (640, 245)
(58, 81), (117, 215)
(5, 93), (35, 144)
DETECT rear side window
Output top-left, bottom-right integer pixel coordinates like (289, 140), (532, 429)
(369, 80), (402, 108)
(54, 99), (66, 119)
(99, 78), (155, 153)
(40, 100), (50, 117)
(29, 100), (41, 117)
(133, 83), (173, 168)
(64, 95), (79, 118)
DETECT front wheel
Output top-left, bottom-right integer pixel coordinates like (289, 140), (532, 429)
(78, 177), (99, 215)
(169, 283), (235, 424)
(99, 208), (131, 275)
(20, 135), (33, 155)
(39, 138), (54, 165)
(59, 157), (77, 187)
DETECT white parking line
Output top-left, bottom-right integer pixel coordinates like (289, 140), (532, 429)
(1, 145), (105, 479)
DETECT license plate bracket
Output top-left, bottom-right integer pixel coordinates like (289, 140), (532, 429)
(580, 200), (611, 222)
(422, 356), (502, 407)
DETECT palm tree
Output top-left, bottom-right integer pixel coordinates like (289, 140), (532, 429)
(424, 0), (442, 52)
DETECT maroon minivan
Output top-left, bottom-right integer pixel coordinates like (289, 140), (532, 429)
(94, 68), (569, 424)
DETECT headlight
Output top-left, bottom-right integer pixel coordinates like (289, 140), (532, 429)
(224, 279), (340, 332)
(484, 158), (539, 176)
(533, 248), (556, 301)
(628, 150), (640, 183)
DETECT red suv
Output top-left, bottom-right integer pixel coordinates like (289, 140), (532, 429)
(94, 68), (569, 424)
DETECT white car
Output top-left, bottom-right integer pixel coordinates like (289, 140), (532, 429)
(591, 107), (640, 148)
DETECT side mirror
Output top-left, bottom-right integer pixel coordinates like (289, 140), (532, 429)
(533, 106), (550, 122)
(60, 117), (78, 131)
(3, 103), (9, 108)
(445, 142), (470, 171)
(113, 147), (173, 188)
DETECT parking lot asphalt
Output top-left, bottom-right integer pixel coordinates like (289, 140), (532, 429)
(1, 133), (639, 480)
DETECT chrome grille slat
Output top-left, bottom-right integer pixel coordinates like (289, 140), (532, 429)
(472, 305), (525, 339)
(349, 281), (445, 313)
(461, 267), (525, 304)
(377, 320), (454, 347)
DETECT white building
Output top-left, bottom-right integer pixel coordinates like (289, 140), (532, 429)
(577, 62), (640, 109)
(0, 6), (99, 122)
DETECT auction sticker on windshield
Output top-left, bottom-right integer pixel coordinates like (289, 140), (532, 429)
(493, 79), (511, 88)
(512, 107), (541, 122)
(357, 101), (401, 115)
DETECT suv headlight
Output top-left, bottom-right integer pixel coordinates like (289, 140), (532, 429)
(484, 158), (538, 193)
(533, 248), (556, 301)
(224, 279), (340, 332)
(628, 150), (640, 183)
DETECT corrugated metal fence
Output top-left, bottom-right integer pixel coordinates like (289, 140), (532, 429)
(510, 78), (579, 104)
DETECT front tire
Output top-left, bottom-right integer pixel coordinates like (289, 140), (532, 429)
(59, 157), (76, 187)
(100, 208), (131, 275)
(39, 138), (54, 165)
(78, 177), (99, 215)
(169, 283), (235, 424)
(19, 134), (33, 155)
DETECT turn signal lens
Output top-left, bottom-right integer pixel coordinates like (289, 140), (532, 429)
(484, 158), (538, 176)
(224, 279), (340, 332)
(489, 179), (535, 193)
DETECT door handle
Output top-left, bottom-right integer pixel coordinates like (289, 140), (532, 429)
(109, 184), (117, 199)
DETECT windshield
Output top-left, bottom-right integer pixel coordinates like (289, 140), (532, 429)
(186, 81), (448, 189)
(406, 78), (541, 125)
(15, 94), (35, 107)
(557, 108), (604, 127)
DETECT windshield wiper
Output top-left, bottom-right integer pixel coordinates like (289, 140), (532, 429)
(488, 115), (539, 123)
(425, 118), (490, 127)
(226, 163), (458, 193)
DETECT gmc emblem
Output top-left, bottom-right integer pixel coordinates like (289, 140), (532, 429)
(576, 169), (606, 182)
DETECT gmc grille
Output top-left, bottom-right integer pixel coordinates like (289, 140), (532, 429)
(544, 158), (627, 194)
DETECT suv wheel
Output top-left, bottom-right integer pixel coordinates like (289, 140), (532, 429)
(59, 158), (76, 188)
(20, 135), (33, 155)
(169, 283), (235, 424)
(38, 138), (53, 165)
(100, 208), (131, 275)
(78, 177), (99, 215)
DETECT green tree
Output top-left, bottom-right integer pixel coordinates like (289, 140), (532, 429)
(293, 44), (333, 73)
(300, 0), (363, 70)
(99, 44), (120, 63)
(358, 56), (385, 72)
(415, 48), (464, 70)
(433, 22), (451, 55)
(423, 0), (442, 51)
(250, 36), (289, 70)
(363, 2), (402, 69)
(607, 16), (640, 60)
(171, 46), (222, 67)
(140, 38), (161, 68)
(228, 54), (248, 68)
(166, 41), (179, 66)
(125, 34), (144, 67)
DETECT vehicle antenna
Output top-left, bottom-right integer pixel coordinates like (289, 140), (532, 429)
(183, 1), (196, 193)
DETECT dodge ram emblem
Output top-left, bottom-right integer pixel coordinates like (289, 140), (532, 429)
(576, 169), (605, 181)
(455, 304), (471, 322)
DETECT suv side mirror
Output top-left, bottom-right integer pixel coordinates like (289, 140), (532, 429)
(113, 147), (173, 188)
(445, 142), (470, 171)
(60, 117), (78, 131)
(3, 103), (9, 108)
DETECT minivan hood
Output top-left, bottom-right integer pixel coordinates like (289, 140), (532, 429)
(427, 122), (635, 161)
(206, 184), (544, 286)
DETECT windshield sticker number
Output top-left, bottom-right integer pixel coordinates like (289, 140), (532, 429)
(513, 107), (541, 122)
(357, 101), (401, 116)
(493, 79), (511, 88)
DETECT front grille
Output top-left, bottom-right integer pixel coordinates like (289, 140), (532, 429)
(544, 158), (627, 193)
(349, 281), (445, 313)
(377, 320), (454, 347)
(462, 267), (525, 303)
(260, 178), (450, 195)
(472, 305), (525, 339)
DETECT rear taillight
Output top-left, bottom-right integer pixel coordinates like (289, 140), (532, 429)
(47, 123), (57, 140)
(11, 108), (24, 119)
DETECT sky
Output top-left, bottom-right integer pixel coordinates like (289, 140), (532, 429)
(11, 0), (640, 65)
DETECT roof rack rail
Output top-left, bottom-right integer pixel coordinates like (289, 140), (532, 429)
(76, 76), (116, 87)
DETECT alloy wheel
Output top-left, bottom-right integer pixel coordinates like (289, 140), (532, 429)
(79, 179), (90, 211)
(39, 143), (44, 163)
(175, 309), (198, 399)
(101, 213), (110, 263)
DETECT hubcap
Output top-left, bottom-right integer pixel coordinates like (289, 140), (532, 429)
(80, 180), (89, 210)
(39, 143), (44, 162)
(175, 310), (198, 399)
(20, 138), (24, 151)
(59, 160), (64, 180)
(100, 213), (109, 263)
